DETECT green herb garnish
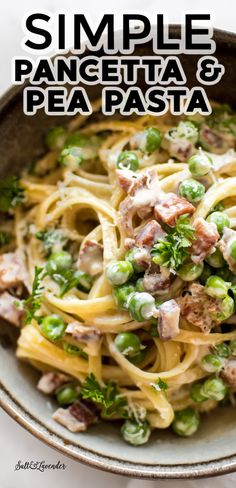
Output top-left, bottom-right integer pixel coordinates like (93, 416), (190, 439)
(24, 267), (45, 324)
(0, 176), (24, 212)
(0, 231), (10, 247)
(80, 373), (127, 418)
(151, 214), (195, 271)
(151, 378), (168, 391)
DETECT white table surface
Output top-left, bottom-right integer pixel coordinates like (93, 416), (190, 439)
(1, 1), (236, 487)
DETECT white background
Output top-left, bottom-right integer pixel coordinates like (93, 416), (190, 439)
(1, 1), (236, 487)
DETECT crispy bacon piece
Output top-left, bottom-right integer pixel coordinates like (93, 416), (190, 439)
(219, 228), (236, 273)
(221, 358), (236, 387)
(200, 124), (234, 155)
(180, 283), (222, 333)
(143, 272), (170, 295)
(135, 220), (166, 248)
(66, 323), (101, 342)
(116, 169), (136, 193)
(158, 299), (180, 340)
(37, 372), (69, 394)
(53, 401), (97, 433)
(119, 169), (161, 236)
(77, 240), (103, 277)
(168, 139), (195, 161)
(0, 292), (23, 326)
(191, 218), (219, 264)
(154, 193), (194, 227)
(0, 250), (28, 291)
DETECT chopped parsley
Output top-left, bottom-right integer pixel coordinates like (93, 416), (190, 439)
(63, 342), (88, 360)
(0, 176), (24, 212)
(35, 229), (67, 255)
(80, 373), (128, 418)
(151, 214), (195, 271)
(0, 231), (10, 247)
(151, 378), (168, 391)
(23, 267), (45, 324)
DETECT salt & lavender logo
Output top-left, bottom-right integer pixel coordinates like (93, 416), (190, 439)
(14, 460), (66, 472)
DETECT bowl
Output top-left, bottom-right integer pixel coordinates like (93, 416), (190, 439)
(1, 26), (236, 479)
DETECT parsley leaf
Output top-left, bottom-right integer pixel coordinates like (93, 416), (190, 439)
(52, 269), (80, 297)
(151, 378), (168, 391)
(35, 229), (67, 255)
(0, 176), (24, 212)
(23, 267), (46, 324)
(151, 214), (195, 271)
(0, 231), (10, 247)
(80, 373), (128, 418)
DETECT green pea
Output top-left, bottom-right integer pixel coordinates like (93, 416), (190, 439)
(113, 283), (136, 310)
(177, 262), (204, 281)
(206, 249), (225, 268)
(46, 251), (72, 275)
(216, 266), (234, 282)
(211, 295), (234, 322)
(229, 240), (236, 262)
(59, 146), (84, 170)
(201, 377), (227, 401)
(128, 292), (156, 322)
(125, 247), (147, 273)
(74, 270), (93, 292)
(136, 277), (145, 292)
(205, 275), (230, 299)
(117, 151), (139, 171)
(172, 407), (200, 437)
(40, 314), (66, 341)
(64, 132), (88, 148)
(201, 354), (225, 373)
(145, 127), (162, 152)
(114, 332), (141, 358)
(206, 212), (230, 235)
(129, 349), (147, 364)
(190, 383), (207, 403)
(230, 339), (236, 356)
(214, 342), (231, 358)
(46, 126), (66, 150)
(106, 261), (133, 286)
(121, 420), (151, 446)
(63, 342), (88, 359)
(179, 178), (205, 203)
(188, 152), (212, 177)
(56, 384), (79, 405)
(199, 263), (212, 285)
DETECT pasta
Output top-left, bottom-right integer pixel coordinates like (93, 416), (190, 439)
(2, 101), (236, 445)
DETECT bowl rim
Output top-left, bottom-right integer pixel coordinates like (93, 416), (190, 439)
(1, 25), (236, 479)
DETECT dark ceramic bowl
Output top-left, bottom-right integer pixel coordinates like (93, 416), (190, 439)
(1, 26), (236, 479)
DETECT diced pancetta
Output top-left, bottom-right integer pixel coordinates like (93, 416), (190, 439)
(119, 169), (161, 236)
(53, 401), (97, 432)
(37, 372), (70, 394)
(219, 228), (236, 274)
(179, 283), (223, 333)
(77, 240), (103, 276)
(221, 358), (236, 387)
(165, 139), (195, 161)
(191, 218), (219, 264)
(66, 322), (101, 342)
(199, 124), (234, 155)
(135, 220), (166, 248)
(157, 299), (180, 340)
(0, 292), (23, 326)
(154, 193), (194, 227)
(0, 250), (28, 291)
(116, 169), (137, 193)
(143, 272), (170, 295)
